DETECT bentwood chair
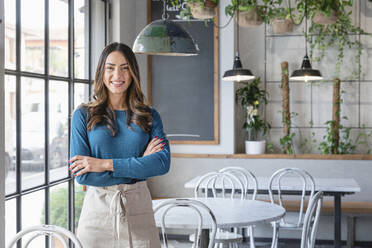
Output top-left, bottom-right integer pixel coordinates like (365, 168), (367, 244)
(219, 167), (258, 248)
(6, 224), (83, 248)
(268, 168), (316, 248)
(154, 198), (217, 248)
(194, 171), (245, 248)
(301, 191), (323, 248)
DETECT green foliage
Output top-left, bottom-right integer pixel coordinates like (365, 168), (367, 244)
(225, 0), (265, 17)
(306, 0), (351, 18)
(307, 9), (368, 78)
(318, 119), (357, 154)
(41, 186), (85, 228)
(170, 0), (218, 20)
(235, 77), (271, 141)
(320, 121), (372, 154)
(280, 132), (296, 154)
(279, 111), (298, 154)
(266, 6), (292, 21)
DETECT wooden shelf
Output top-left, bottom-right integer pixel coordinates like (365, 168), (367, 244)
(171, 153), (372, 160)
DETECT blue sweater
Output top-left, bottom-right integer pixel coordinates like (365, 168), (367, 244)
(70, 107), (170, 186)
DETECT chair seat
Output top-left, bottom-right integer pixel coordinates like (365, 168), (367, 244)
(189, 231), (243, 244)
(279, 222), (303, 229)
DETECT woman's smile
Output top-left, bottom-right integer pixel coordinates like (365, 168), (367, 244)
(110, 81), (125, 87)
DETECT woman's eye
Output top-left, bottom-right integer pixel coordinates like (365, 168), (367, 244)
(105, 67), (114, 70)
(121, 67), (129, 71)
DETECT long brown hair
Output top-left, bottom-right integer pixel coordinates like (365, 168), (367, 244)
(82, 42), (152, 136)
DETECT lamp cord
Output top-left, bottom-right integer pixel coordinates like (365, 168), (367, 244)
(236, 0), (240, 57)
(305, 0), (308, 55)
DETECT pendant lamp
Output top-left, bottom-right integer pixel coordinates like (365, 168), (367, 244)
(133, 0), (199, 56)
(290, 0), (322, 82)
(222, 0), (255, 82)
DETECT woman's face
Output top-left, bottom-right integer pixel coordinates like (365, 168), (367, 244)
(103, 51), (132, 97)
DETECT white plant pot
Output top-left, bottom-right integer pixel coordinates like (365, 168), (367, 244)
(245, 140), (266, 154)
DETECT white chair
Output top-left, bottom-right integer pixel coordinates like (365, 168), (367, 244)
(268, 168), (315, 248)
(6, 224), (83, 248)
(219, 167), (258, 200)
(154, 198), (217, 248)
(219, 167), (258, 248)
(300, 191), (323, 248)
(194, 171), (245, 200)
(194, 171), (245, 248)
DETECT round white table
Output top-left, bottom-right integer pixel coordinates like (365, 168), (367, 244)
(152, 198), (285, 247)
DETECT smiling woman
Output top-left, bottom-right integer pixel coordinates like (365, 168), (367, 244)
(70, 42), (170, 248)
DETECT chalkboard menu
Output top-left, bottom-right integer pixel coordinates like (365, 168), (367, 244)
(148, 0), (219, 144)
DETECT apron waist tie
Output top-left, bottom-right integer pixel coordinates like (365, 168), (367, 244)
(109, 190), (133, 248)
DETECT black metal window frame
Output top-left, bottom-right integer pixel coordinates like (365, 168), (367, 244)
(4, 0), (108, 247)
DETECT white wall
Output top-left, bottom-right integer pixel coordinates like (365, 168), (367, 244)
(1, 0), (6, 245)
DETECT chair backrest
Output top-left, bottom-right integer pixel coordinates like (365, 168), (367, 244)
(6, 224), (83, 248)
(154, 198), (217, 248)
(219, 167), (258, 200)
(194, 171), (245, 199)
(268, 168), (316, 227)
(300, 191), (323, 248)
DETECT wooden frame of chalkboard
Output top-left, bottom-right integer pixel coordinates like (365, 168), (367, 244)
(146, 0), (219, 145)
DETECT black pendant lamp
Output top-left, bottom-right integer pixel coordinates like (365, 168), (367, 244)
(223, 0), (255, 82)
(290, 0), (322, 82)
(133, 0), (198, 56)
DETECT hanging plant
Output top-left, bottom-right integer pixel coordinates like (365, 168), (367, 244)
(171, 0), (218, 20)
(309, 0), (345, 24)
(266, 6), (295, 34)
(295, 0), (351, 24)
(306, 8), (368, 78)
(225, 0), (266, 27)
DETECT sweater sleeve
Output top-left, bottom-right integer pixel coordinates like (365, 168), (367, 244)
(112, 108), (171, 179)
(70, 108), (112, 186)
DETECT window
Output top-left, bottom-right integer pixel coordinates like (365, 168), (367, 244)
(4, 0), (107, 246)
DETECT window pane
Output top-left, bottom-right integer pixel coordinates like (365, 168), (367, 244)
(75, 183), (85, 232)
(49, 0), (69, 77)
(21, 0), (44, 73)
(74, 83), (90, 108)
(91, 0), (106, 79)
(5, 199), (17, 246)
(5, 76), (17, 195)
(50, 183), (68, 230)
(5, 0), (16, 70)
(21, 77), (45, 190)
(22, 190), (46, 248)
(75, 0), (89, 79)
(49, 81), (69, 182)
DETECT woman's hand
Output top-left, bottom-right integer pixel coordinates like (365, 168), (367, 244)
(143, 136), (165, 156)
(69, 155), (113, 177)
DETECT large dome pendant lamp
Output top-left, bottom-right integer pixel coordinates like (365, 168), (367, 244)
(133, 0), (199, 56)
(222, 0), (255, 82)
(290, 0), (322, 82)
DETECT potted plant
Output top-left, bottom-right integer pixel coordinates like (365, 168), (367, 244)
(307, 3), (367, 78)
(267, 7), (294, 34)
(225, 0), (266, 27)
(298, 0), (352, 25)
(236, 77), (271, 154)
(171, 0), (218, 20)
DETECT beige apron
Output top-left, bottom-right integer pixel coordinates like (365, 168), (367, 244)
(77, 181), (161, 248)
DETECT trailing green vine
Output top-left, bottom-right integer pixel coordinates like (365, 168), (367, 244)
(279, 111), (298, 154)
(308, 16), (366, 79)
